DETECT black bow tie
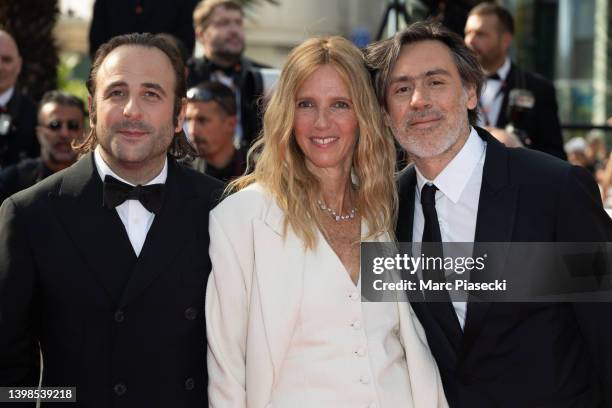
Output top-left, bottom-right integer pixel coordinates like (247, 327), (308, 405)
(487, 73), (501, 80)
(102, 175), (165, 214)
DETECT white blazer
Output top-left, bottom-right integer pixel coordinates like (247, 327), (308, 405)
(206, 183), (448, 408)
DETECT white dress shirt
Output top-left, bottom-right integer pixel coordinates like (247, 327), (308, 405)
(93, 146), (167, 256)
(270, 229), (413, 408)
(0, 87), (14, 108)
(412, 127), (487, 328)
(477, 57), (511, 127)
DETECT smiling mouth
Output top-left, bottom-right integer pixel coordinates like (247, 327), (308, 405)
(310, 137), (338, 146)
(118, 129), (147, 137)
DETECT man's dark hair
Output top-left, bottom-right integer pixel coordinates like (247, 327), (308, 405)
(38, 90), (85, 119)
(187, 81), (237, 116)
(365, 21), (485, 126)
(75, 32), (196, 159)
(468, 2), (515, 35)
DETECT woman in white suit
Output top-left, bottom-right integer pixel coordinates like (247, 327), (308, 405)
(206, 36), (447, 408)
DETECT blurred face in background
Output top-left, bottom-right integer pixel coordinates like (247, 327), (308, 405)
(0, 31), (22, 94)
(37, 102), (83, 166)
(197, 5), (245, 63)
(185, 99), (236, 160)
(464, 13), (511, 72)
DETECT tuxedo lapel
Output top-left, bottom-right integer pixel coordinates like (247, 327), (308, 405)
(118, 159), (197, 309)
(463, 129), (518, 345)
(252, 198), (305, 378)
(396, 165), (416, 243)
(496, 64), (516, 128)
(51, 153), (137, 304)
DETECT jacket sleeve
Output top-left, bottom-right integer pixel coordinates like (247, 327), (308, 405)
(206, 211), (249, 407)
(557, 165), (612, 406)
(0, 197), (40, 392)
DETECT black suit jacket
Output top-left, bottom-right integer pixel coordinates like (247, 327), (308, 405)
(496, 63), (566, 160)
(397, 128), (612, 408)
(0, 153), (222, 407)
(0, 88), (38, 168)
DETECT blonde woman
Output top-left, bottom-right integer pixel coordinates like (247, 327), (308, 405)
(205, 36), (447, 408)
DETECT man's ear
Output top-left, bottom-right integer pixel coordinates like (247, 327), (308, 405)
(465, 84), (478, 111)
(195, 25), (206, 45)
(225, 115), (238, 133)
(382, 108), (392, 128)
(35, 124), (45, 145)
(501, 32), (513, 53)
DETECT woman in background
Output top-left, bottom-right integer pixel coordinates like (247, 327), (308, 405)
(205, 36), (447, 408)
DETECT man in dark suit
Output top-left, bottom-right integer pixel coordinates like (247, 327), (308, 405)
(366, 22), (612, 407)
(464, 3), (566, 160)
(0, 33), (221, 407)
(187, 0), (269, 149)
(0, 30), (39, 169)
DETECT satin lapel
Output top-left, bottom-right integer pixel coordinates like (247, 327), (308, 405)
(496, 64), (516, 128)
(118, 159), (197, 308)
(463, 129), (518, 345)
(396, 165), (416, 243)
(50, 153), (136, 304)
(252, 201), (305, 381)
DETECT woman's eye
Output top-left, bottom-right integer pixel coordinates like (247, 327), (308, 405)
(297, 100), (313, 108)
(332, 101), (350, 109)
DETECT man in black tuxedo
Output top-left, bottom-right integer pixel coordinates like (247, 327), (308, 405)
(366, 22), (612, 407)
(0, 30), (39, 169)
(464, 3), (566, 160)
(0, 33), (221, 407)
(187, 0), (269, 149)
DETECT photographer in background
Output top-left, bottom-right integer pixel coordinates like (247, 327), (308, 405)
(464, 3), (566, 160)
(0, 30), (38, 169)
(187, 0), (269, 149)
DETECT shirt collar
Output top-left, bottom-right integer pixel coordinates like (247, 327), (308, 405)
(415, 127), (486, 204)
(94, 145), (168, 186)
(0, 87), (15, 107)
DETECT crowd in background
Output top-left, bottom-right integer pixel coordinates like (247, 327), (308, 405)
(0, 0), (611, 212)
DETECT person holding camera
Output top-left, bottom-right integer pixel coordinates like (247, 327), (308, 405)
(464, 3), (566, 160)
(0, 30), (38, 169)
(187, 0), (269, 150)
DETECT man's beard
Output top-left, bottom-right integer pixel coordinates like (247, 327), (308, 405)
(392, 94), (469, 159)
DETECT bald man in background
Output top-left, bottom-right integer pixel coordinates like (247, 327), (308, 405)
(0, 30), (38, 169)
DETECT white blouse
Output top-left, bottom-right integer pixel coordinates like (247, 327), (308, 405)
(269, 232), (414, 408)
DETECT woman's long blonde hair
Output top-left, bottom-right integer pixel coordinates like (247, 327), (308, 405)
(229, 36), (397, 249)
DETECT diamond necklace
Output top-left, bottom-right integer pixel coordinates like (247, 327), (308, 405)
(317, 200), (357, 222)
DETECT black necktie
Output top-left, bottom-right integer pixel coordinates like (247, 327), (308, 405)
(487, 72), (501, 80)
(421, 184), (463, 344)
(103, 175), (165, 214)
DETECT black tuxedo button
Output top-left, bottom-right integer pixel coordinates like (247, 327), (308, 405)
(185, 377), (195, 391)
(184, 307), (198, 320)
(114, 310), (125, 323)
(113, 382), (127, 396)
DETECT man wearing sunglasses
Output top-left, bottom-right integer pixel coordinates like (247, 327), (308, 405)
(185, 81), (247, 182)
(0, 90), (84, 203)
